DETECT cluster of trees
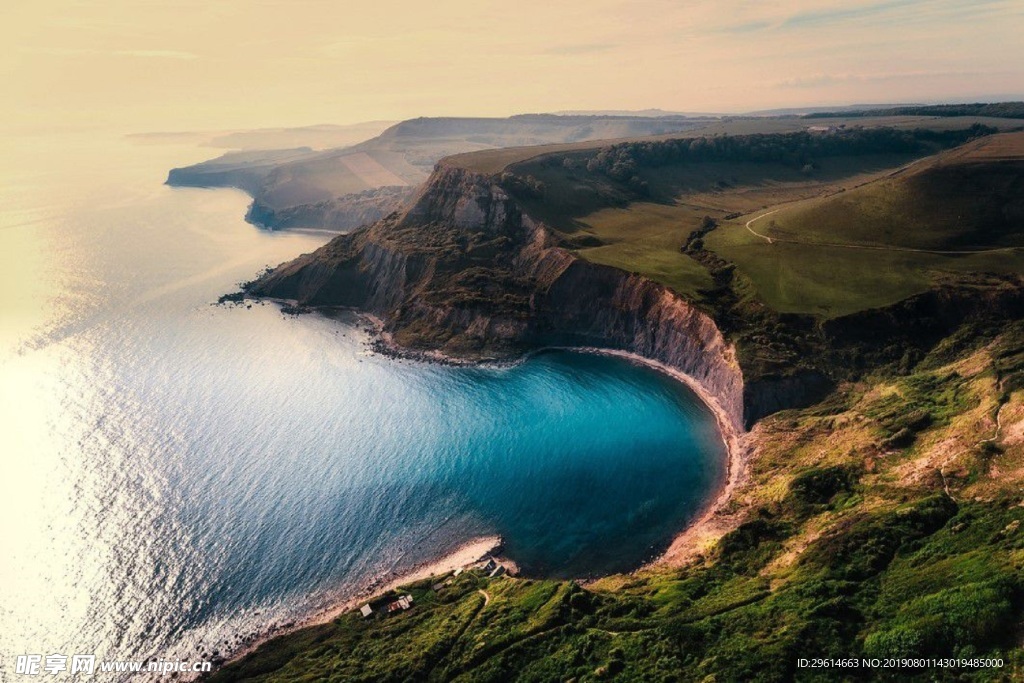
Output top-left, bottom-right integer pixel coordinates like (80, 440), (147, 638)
(499, 170), (545, 198)
(581, 125), (996, 180)
(805, 101), (1024, 120)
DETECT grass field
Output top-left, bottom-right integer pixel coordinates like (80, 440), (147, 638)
(570, 202), (715, 298)
(492, 128), (1024, 318)
(753, 133), (1024, 252)
(697, 132), (1024, 315)
(705, 225), (1024, 316)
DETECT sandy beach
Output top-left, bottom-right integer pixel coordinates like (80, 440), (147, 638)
(565, 348), (749, 569)
(222, 535), (503, 667)
(361, 313), (751, 569)
(220, 307), (749, 672)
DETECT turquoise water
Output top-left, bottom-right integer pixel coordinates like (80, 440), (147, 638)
(0, 133), (725, 671)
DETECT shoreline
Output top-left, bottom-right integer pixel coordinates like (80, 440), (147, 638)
(360, 312), (749, 569)
(217, 302), (749, 672)
(565, 348), (748, 570)
(219, 535), (504, 669)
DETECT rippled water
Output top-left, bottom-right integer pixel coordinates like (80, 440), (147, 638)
(0, 133), (725, 674)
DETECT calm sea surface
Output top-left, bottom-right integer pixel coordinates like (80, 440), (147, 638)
(0, 132), (725, 673)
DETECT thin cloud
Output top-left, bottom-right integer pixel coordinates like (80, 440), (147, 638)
(111, 50), (198, 60)
(21, 47), (198, 60)
(775, 69), (1010, 88)
(709, 19), (773, 34)
(544, 43), (618, 56)
(779, 0), (921, 29)
(776, 0), (1015, 30)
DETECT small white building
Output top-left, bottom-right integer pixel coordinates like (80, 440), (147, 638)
(359, 604), (373, 618)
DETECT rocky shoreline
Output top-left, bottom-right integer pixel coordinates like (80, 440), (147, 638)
(329, 306), (748, 568)
(363, 316), (749, 569)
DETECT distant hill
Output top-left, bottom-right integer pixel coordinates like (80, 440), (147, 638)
(805, 101), (1024, 120)
(204, 121), (398, 151)
(166, 114), (709, 230)
(550, 108), (720, 118)
(130, 120), (396, 151)
(762, 131), (1024, 250)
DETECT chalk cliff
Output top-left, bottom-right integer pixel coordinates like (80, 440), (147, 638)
(249, 164), (749, 431)
(248, 159), (1024, 429)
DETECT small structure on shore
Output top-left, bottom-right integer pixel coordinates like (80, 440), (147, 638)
(359, 604), (373, 618)
(385, 594), (414, 614)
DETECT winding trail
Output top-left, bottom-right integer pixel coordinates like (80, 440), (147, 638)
(744, 210), (779, 243)
(478, 589), (491, 606)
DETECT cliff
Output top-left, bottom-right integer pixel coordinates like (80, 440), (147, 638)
(249, 164), (748, 431)
(167, 114), (705, 232)
(248, 156), (1024, 428)
(245, 186), (415, 231)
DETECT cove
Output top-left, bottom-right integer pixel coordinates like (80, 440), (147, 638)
(0, 133), (726, 667)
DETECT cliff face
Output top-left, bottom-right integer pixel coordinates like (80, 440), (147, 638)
(245, 186), (415, 231)
(257, 160), (1024, 430)
(250, 163), (748, 431)
(256, 160), (1024, 430)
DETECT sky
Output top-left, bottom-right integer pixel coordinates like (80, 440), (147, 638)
(2, 0), (1022, 133)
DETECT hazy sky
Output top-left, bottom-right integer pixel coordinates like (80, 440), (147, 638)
(3, 0), (1022, 132)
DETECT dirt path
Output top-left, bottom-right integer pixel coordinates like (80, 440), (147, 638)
(478, 589), (491, 606)
(744, 210), (780, 243)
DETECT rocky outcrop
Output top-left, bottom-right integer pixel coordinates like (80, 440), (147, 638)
(256, 156), (1024, 430)
(258, 157), (1024, 430)
(250, 163), (750, 431)
(245, 186), (415, 231)
(402, 166), (531, 233)
(525, 253), (745, 430)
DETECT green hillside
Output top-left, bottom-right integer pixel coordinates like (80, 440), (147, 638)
(205, 120), (1024, 683)
(753, 133), (1024, 251)
(209, 323), (1024, 682)
(497, 126), (1024, 316)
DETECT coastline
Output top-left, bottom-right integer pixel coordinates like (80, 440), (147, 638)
(215, 303), (748, 674)
(363, 312), (749, 568)
(219, 535), (504, 669)
(566, 348), (749, 570)
(360, 310), (750, 569)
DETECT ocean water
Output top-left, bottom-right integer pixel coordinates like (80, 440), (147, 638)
(0, 132), (725, 674)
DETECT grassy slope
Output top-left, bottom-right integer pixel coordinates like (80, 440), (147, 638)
(751, 133), (1024, 250)
(257, 149), (424, 208)
(704, 133), (1024, 316)
(496, 127), (1024, 317)
(209, 324), (1024, 682)
(208, 121), (1024, 681)
(513, 151), (932, 303)
(706, 230), (1024, 318)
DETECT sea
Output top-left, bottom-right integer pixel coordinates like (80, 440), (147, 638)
(0, 130), (726, 676)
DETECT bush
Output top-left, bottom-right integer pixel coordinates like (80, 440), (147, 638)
(788, 465), (860, 508)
